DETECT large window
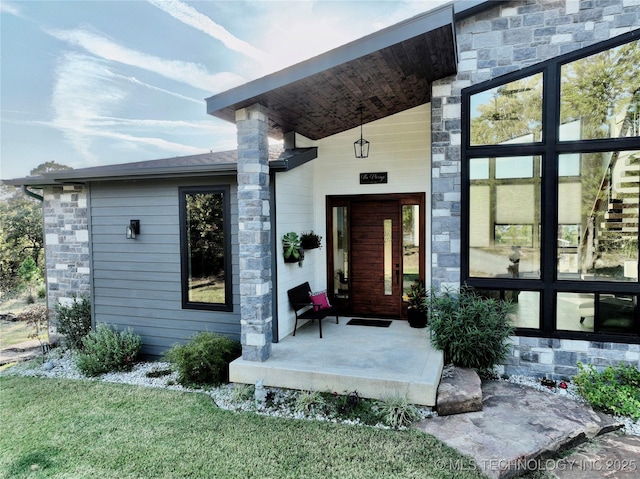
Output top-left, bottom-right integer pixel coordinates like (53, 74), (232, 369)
(179, 186), (232, 311)
(462, 33), (640, 340)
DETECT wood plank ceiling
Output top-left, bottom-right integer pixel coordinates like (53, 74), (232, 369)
(207, 24), (457, 140)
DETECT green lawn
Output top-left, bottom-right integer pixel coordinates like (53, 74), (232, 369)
(0, 320), (35, 348)
(0, 377), (485, 479)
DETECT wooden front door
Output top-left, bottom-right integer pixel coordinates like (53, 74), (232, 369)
(350, 200), (402, 317)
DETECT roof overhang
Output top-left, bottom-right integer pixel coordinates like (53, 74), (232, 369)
(206, 4), (458, 140)
(2, 148), (318, 186)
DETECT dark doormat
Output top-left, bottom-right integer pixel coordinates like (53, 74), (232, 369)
(347, 318), (392, 327)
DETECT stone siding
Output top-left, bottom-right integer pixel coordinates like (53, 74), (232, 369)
(430, 0), (640, 375)
(42, 185), (90, 309)
(236, 103), (273, 361)
(503, 336), (640, 380)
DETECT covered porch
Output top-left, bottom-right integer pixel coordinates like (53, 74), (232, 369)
(229, 319), (443, 406)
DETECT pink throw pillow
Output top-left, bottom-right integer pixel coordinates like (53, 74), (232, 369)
(309, 290), (331, 310)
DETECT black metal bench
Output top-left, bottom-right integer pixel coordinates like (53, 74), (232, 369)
(287, 282), (339, 338)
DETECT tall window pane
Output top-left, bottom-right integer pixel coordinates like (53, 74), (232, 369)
(470, 73), (543, 145)
(558, 151), (639, 281)
(560, 39), (640, 141)
(332, 206), (349, 298)
(469, 156), (541, 278)
(181, 187), (229, 309)
(402, 204), (420, 291)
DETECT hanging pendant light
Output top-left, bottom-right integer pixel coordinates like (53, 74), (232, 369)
(354, 106), (370, 158)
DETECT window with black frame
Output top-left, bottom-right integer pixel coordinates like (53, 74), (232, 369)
(462, 33), (640, 339)
(179, 186), (232, 311)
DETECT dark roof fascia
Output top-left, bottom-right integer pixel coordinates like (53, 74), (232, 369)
(206, 4), (454, 115)
(2, 177), (58, 187)
(453, 0), (504, 21)
(46, 163), (239, 183)
(269, 147), (318, 172)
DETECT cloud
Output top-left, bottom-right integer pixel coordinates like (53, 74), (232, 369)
(111, 73), (203, 105)
(148, 0), (264, 62)
(51, 53), (126, 162)
(0, 2), (21, 17)
(49, 53), (215, 162)
(48, 27), (245, 92)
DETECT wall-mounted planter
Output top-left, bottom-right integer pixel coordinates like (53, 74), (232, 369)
(300, 231), (322, 250)
(282, 232), (304, 267)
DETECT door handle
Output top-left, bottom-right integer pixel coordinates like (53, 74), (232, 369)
(395, 264), (400, 284)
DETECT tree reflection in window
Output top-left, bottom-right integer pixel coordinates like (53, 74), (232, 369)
(561, 39), (640, 141)
(470, 73), (543, 146)
(180, 187), (230, 309)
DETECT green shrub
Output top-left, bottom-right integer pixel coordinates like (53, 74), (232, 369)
(37, 286), (46, 299)
(54, 295), (92, 351)
(574, 363), (640, 420)
(429, 286), (514, 370)
(17, 304), (50, 353)
(76, 323), (141, 377)
(376, 395), (420, 429)
(165, 332), (241, 387)
(295, 390), (325, 414)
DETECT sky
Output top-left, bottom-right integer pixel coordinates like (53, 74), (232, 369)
(0, 0), (448, 180)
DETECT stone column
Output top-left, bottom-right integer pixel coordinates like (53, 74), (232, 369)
(236, 103), (272, 361)
(43, 185), (91, 308)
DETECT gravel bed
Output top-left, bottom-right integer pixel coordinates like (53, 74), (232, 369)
(2, 350), (638, 436)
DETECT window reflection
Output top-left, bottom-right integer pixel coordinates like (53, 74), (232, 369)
(469, 156), (541, 279)
(470, 73), (543, 145)
(402, 205), (420, 291)
(560, 39), (640, 141)
(557, 293), (595, 332)
(182, 189), (228, 307)
(557, 151), (639, 282)
(332, 206), (349, 298)
(598, 294), (637, 334)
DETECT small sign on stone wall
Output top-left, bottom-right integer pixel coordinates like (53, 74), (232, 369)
(360, 172), (388, 184)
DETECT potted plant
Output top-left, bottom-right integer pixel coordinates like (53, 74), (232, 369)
(300, 231), (322, 250)
(406, 280), (428, 328)
(282, 232), (304, 267)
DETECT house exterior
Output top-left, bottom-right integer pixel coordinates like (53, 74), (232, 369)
(5, 0), (640, 379)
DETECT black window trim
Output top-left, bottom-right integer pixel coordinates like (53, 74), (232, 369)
(461, 30), (640, 343)
(179, 185), (233, 312)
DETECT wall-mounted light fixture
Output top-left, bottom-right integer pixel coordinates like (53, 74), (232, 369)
(354, 106), (370, 159)
(126, 220), (140, 239)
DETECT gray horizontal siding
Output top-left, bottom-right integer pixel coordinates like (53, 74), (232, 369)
(89, 177), (240, 356)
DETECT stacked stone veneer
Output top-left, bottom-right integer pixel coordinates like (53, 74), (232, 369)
(42, 185), (90, 310)
(430, 0), (640, 375)
(236, 104), (273, 361)
(503, 337), (640, 380)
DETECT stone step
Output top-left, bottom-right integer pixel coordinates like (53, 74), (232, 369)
(436, 366), (482, 416)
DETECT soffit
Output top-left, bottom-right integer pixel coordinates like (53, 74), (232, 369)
(206, 6), (457, 140)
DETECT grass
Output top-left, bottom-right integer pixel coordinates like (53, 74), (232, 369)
(0, 292), (46, 348)
(0, 320), (35, 348)
(0, 376), (485, 479)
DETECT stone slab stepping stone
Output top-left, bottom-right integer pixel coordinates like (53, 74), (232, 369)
(414, 380), (622, 479)
(436, 367), (482, 416)
(551, 434), (640, 479)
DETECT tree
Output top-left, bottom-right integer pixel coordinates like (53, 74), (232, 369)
(0, 193), (44, 292)
(29, 161), (72, 176)
(18, 256), (41, 300)
(186, 192), (225, 278)
(0, 161), (72, 293)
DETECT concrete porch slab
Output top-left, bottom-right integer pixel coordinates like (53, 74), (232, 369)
(229, 318), (443, 406)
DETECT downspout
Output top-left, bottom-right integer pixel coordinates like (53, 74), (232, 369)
(23, 185), (44, 202)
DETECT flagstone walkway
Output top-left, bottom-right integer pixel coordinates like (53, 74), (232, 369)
(414, 380), (638, 479)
